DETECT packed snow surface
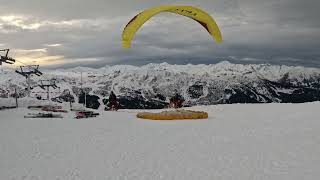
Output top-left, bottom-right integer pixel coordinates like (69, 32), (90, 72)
(1, 102), (320, 180)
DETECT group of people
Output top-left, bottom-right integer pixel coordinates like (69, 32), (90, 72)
(106, 91), (185, 111)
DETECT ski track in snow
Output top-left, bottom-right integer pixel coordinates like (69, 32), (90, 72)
(1, 103), (320, 180)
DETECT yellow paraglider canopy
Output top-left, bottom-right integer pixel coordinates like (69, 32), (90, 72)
(122, 5), (223, 48)
(137, 110), (208, 120)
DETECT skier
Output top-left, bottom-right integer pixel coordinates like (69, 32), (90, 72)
(169, 93), (185, 108)
(106, 91), (119, 111)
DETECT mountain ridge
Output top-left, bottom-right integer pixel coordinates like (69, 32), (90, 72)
(1, 61), (320, 109)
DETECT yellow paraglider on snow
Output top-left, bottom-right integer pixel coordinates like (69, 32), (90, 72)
(137, 110), (208, 120)
(122, 5), (223, 48)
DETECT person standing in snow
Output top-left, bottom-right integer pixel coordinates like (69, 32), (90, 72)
(169, 93), (185, 108)
(106, 91), (119, 111)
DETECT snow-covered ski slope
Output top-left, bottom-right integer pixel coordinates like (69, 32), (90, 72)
(1, 102), (320, 180)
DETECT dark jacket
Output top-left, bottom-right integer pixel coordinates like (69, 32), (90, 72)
(109, 91), (117, 102)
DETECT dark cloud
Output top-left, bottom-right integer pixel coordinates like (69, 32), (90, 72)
(1, 0), (319, 69)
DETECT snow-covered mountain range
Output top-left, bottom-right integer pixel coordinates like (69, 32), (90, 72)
(1, 61), (320, 109)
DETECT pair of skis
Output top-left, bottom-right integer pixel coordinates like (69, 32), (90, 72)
(0, 106), (17, 110)
(75, 111), (100, 119)
(24, 113), (63, 119)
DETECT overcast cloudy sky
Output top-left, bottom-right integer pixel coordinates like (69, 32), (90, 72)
(0, 0), (319, 68)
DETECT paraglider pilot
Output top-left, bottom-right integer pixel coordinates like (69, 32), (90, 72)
(169, 93), (185, 108)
